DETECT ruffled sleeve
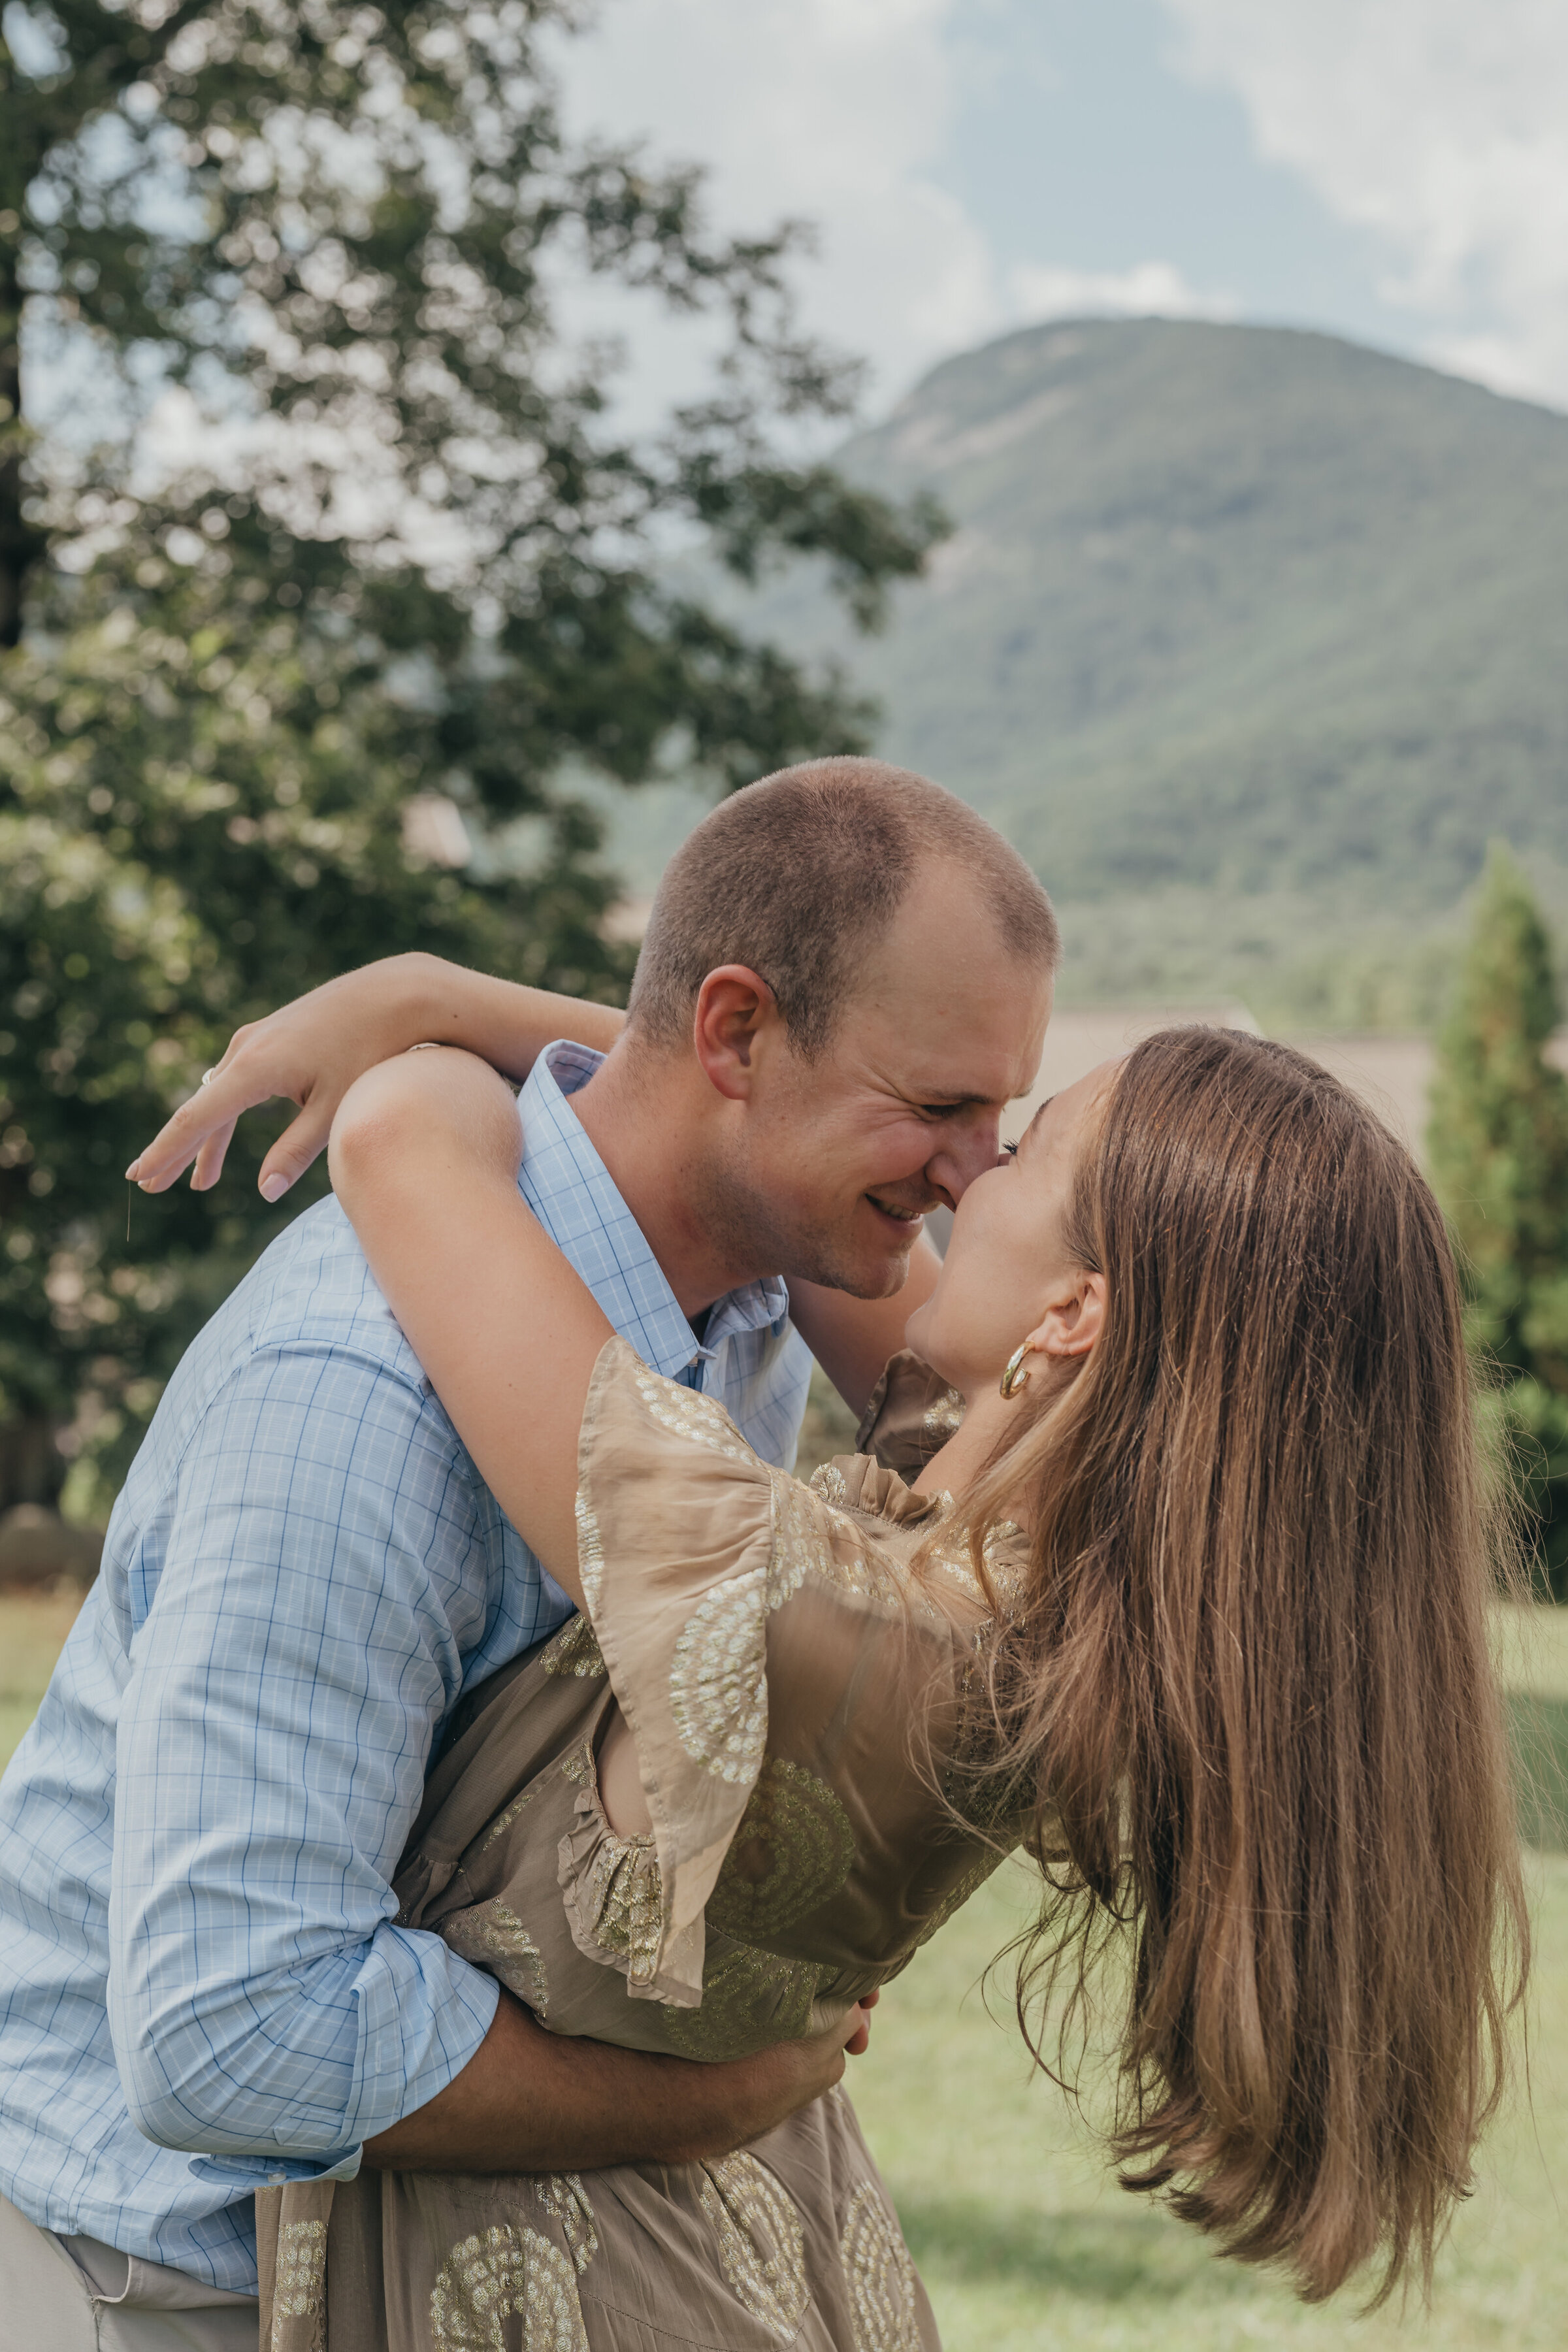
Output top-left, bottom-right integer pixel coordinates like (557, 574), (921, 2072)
(573, 1337), (911, 2006)
(854, 1348), (967, 1478)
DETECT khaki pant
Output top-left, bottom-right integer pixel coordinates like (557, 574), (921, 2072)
(0, 2191), (259, 2351)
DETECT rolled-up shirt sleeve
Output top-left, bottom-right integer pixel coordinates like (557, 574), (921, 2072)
(108, 1343), (506, 2175)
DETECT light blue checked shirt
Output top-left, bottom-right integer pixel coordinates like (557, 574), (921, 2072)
(0, 1042), (810, 2293)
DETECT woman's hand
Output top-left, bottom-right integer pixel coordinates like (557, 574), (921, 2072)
(124, 955), (625, 1203)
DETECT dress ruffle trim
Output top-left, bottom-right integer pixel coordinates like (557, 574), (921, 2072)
(853, 1349), (968, 1478)
(808, 1451), (954, 1528)
(556, 1756), (705, 2008)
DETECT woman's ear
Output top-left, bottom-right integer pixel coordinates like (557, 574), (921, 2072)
(1028, 1270), (1106, 1362)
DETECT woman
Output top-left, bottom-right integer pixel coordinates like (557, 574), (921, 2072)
(138, 987), (1525, 2344)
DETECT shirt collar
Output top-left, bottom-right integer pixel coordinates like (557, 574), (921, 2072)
(517, 1041), (790, 1379)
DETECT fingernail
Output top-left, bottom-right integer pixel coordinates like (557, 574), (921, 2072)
(124, 1160), (140, 1180)
(259, 1173), (289, 1203)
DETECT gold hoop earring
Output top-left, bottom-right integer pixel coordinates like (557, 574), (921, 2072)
(999, 1341), (1036, 1400)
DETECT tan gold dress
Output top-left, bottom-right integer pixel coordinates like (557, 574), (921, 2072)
(257, 1344), (1026, 2352)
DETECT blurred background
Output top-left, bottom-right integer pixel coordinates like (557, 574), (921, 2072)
(4, 7), (1568, 2339)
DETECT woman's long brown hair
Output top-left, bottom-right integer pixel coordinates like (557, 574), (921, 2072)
(958, 1027), (1528, 2304)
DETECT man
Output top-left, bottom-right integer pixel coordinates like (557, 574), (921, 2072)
(0, 759), (1056, 2343)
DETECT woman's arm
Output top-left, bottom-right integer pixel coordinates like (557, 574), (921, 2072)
(127, 954), (625, 1200)
(129, 949), (938, 1421)
(328, 1047), (612, 1593)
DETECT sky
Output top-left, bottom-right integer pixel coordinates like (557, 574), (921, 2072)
(546, 0), (1568, 426)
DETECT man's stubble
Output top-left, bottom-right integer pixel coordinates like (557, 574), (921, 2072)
(690, 1150), (912, 1303)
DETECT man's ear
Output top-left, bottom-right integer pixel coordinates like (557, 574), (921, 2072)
(1028, 1270), (1106, 1362)
(692, 966), (779, 1102)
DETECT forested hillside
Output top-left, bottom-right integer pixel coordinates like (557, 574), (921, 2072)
(809, 319), (1568, 907)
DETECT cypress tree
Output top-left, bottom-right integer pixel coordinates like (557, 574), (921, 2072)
(1429, 843), (1568, 1594)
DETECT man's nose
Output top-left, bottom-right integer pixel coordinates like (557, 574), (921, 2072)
(926, 1111), (1003, 1208)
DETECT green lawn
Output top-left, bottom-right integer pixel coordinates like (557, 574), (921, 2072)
(4, 1593), (1566, 2346)
(1494, 1603), (1568, 1858)
(849, 1603), (1568, 2348)
(852, 1856), (1568, 2351)
(0, 1588), (88, 1776)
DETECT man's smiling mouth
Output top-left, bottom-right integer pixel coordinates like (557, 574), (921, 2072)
(865, 1194), (929, 1228)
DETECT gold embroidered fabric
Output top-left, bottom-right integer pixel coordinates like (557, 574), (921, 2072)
(698, 2154), (810, 2338)
(252, 1343), (1013, 2351)
(841, 2183), (924, 2352)
(257, 2083), (936, 2351)
(808, 1460), (849, 1506)
(476, 1779), (541, 1857)
(668, 1565), (772, 1784)
(541, 1616), (607, 1680)
(766, 1467), (842, 1601)
(569, 1341), (1017, 2006)
(572, 1490), (606, 1616)
(257, 2187), (332, 2352)
(659, 1938), (830, 2061)
(855, 1348), (971, 1480)
(706, 1756), (855, 1940)
(923, 1386), (966, 1447)
(274, 2217), (327, 2321)
(440, 1896), (550, 2016)
(921, 1512), (1028, 1609)
(915, 1850), (1006, 1949)
(557, 1774), (664, 1994)
(534, 2176), (598, 2276)
(429, 2224), (589, 2352)
(632, 1367), (756, 1458)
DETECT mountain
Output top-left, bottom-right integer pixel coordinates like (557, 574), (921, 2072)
(753, 319), (1568, 912)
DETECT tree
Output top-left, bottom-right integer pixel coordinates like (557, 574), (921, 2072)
(1428, 843), (1568, 1595)
(0, 0), (939, 1514)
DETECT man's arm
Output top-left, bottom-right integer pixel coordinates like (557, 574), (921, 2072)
(789, 1237), (944, 1420)
(108, 1339), (835, 2178)
(109, 1343), (511, 2169)
(363, 1988), (871, 2173)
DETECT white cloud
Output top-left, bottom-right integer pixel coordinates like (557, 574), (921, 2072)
(1008, 259), (1237, 325)
(549, 0), (1000, 423)
(1162, 0), (1568, 404)
(551, 1), (1243, 425)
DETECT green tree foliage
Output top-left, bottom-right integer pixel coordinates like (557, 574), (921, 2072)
(0, 0), (939, 1511)
(1429, 845), (1568, 1595)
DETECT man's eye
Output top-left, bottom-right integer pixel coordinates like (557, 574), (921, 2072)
(1002, 1139), (1019, 1159)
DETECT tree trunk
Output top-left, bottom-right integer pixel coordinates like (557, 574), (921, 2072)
(0, 230), (44, 648)
(0, 1413), (65, 1512)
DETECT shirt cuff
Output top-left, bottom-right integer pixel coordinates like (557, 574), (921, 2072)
(176, 1924), (501, 2173)
(342, 1923), (501, 2148)
(187, 2144), (365, 2189)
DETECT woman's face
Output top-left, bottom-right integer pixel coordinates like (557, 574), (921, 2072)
(906, 1059), (1120, 1398)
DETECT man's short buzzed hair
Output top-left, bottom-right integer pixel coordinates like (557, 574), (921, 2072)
(626, 757), (1059, 1059)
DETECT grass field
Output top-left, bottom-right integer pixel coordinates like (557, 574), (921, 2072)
(0, 1588), (91, 1776)
(853, 1603), (1568, 2349)
(4, 1592), (1567, 2347)
(853, 1854), (1568, 2352)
